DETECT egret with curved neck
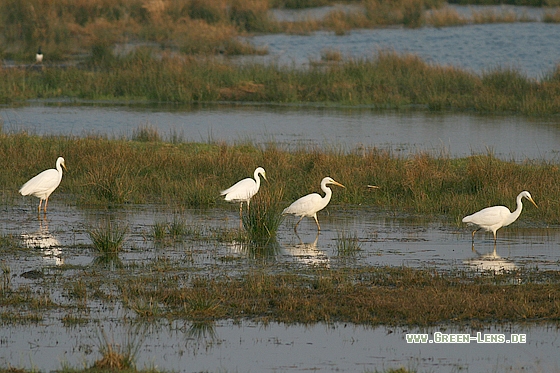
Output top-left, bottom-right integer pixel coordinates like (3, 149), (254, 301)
(19, 157), (67, 214)
(221, 167), (267, 225)
(462, 191), (538, 244)
(282, 177), (345, 232)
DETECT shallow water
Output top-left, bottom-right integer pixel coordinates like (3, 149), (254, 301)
(3, 319), (560, 373)
(2, 201), (560, 372)
(3, 103), (560, 161)
(260, 6), (560, 80)
(5, 201), (559, 275)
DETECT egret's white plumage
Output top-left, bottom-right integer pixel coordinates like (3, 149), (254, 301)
(462, 191), (537, 243)
(19, 157), (66, 213)
(282, 177), (345, 232)
(221, 167), (267, 221)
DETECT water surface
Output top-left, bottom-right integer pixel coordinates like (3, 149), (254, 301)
(259, 8), (560, 80)
(1, 202), (560, 372)
(3, 103), (560, 161)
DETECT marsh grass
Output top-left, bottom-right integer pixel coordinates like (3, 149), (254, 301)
(3, 50), (560, 115)
(152, 215), (202, 243)
(87, 220), (128, 255)
(242, 188), (285, 243)
(108, 266), (560, 325)
(0, 0), (552, 64)
(131, 124), (161, 142)
(0, 132), (558, 223)
(425, 6), (469, 27)
(543, 8), (560, 22)
(92, 328), (142, 371)
(1, 262), (11, 296)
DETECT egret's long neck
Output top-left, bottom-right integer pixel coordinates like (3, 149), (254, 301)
(254, 171), (261, 189)
(56, 160), (64, 176)
(321, 184), (333, 207)
(504, 194), (524, 226)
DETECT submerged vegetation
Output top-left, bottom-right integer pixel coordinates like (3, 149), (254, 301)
(0, 131), (556, 224)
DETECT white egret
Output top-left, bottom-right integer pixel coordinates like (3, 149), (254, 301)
(462, 191), (538, 244)
(19, 157), (66, 214)
(221, 167), (267, 222)
(282, 177), (345, 232)
(36, 47), (43, 63)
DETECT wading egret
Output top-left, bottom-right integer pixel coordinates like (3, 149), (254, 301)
(462, 191), (538, 244)
(19, 157), (66, 214)
(221, 167), (267, 223)
(36, 47), (43, 63)
(282, 177), (345, 232)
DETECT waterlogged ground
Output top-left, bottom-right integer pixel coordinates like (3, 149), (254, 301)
(2, 200), (560, 372)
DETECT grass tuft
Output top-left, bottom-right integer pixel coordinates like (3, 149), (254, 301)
(242, 188), (285, 243)
(92, 328), (142, 371)
(87, 219), (128, 255)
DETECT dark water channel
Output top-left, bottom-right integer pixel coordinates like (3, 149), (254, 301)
(3, 9), (560, 372)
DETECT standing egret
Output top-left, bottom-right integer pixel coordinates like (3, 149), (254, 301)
(283, 177), (345, 232)
(19, 157), (66, 214)
(221, 167), (267, 224)
(462, 191), (538, 244)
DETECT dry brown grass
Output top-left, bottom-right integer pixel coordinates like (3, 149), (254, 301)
(426, 6), (469, 27)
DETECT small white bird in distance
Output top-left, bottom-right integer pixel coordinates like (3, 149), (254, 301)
(36, 47), (43, 64)
(462, 190), (538, 244)
(221, 167), (267, 223)
(19, 157), (67, 214)
(282, 176), (345, 232)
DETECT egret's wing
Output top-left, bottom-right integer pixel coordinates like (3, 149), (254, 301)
(221, 178), (257, 201)
(19, 169), (59, 196)
(462, 206), (509, 226)
(283, 193), (322, 216)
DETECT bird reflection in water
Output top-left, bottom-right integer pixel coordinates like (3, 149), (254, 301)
(20, 216), (63, 266)
(465, 244), (516, 273)
(283, 233), (329, 267)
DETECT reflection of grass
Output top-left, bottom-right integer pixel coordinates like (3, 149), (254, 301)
(335, 230), (361, 257)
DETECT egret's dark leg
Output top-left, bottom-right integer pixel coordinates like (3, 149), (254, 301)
(471, 228), (480, 243)
(294, 216), (304, 233)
